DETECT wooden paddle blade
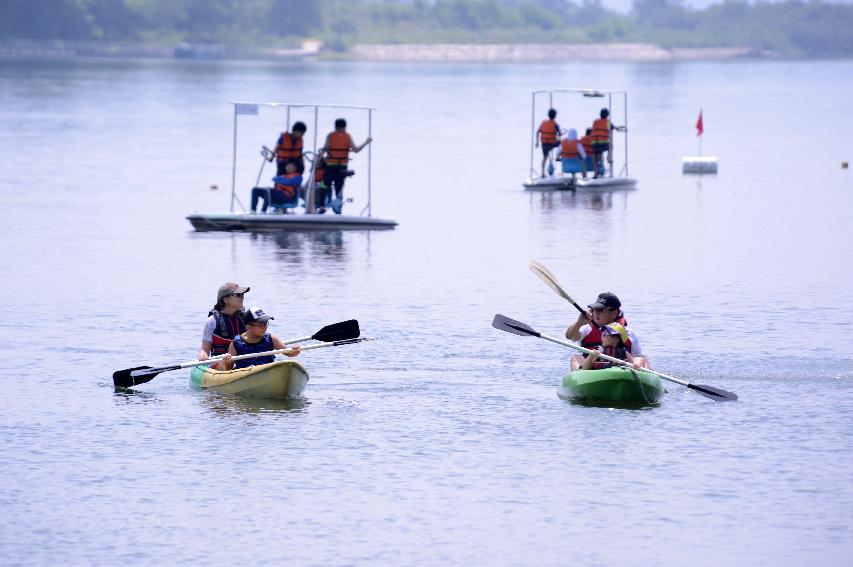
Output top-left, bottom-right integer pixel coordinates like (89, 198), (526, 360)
(113, 366), (153, 388)
(313, 319), (360, 342)
(492, 314), (540, 337)
(689, 383), (738, 402)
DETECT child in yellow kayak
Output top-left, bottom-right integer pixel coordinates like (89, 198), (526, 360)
(581, 323), (641, 370)
(222, 307), (300, 370)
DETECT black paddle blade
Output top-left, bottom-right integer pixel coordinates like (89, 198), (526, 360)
(331, 337), (369, 346)
(113, 366), (153, 388)
(492, 314), (540, 337)
(689, 383), (738, 402)
(313, 319), (360, 342)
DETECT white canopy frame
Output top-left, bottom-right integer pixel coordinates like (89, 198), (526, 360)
(229, 101), (376, 216)
(528, 89), (630, 180)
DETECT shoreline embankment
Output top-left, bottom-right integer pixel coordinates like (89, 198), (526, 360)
(0, 39), (761, 63)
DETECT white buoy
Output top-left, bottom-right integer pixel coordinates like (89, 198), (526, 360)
(682, 156), (718, 174)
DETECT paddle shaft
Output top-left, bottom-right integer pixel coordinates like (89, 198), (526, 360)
(532, 330), (690, 388)
(132, 336), (347, 378)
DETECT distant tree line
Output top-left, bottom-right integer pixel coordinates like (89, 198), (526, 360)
(1, 0), (851, 57)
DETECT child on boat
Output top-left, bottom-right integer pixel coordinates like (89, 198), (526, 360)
(581, 323), (639, 370)
(222, 307), (300, 370)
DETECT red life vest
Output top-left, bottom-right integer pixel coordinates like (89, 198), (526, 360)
(560, 139), (581, 159)
(591, 118), (610, 144)
(274, 172), (301, 199)
(326, 132), (353, 166)
(580, 135), (594, 156)
(581, 318), (631, 355)
(276, 132), (303, 160)
(538, 120), (559, 144)
(593, 344), (628, 369)
(210, 310), (246, 356)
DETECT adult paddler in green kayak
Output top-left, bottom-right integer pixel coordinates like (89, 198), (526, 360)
(198, 282), (250, 369)
(565, 292), (650, 371)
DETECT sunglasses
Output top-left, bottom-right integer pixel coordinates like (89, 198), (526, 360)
(227, 292), (245, 298)
(248, 321), (268, 327)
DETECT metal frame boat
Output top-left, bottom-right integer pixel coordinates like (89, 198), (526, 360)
(187, 101), (397, 231)
(523, 89), (637, 191)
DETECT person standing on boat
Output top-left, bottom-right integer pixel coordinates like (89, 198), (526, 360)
(558, 128), (587, 180)
(222, 307), (300, 370)
(198, 282), (250, 365)
(590, 108), (625, 179)
(272, 121), (307, 175)
(536, 108), (561, 178)
(318, 118), (372, 214)
(565, 292), (650, 370)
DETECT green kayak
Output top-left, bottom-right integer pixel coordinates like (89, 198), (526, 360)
(558, 366), (665, 406)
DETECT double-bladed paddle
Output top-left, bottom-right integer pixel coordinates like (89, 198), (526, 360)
(491, 314), (738, 402)
(113, 319), (361, 388)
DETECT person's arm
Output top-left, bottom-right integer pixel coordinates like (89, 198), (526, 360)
(352, 136), (372, 153)
(535, 125), (541, 147)
(222, 342), (237, 370)
(578, 144), (587, 160)
(566, 314), (590, 341)
(198, 317), (216, 360)
(271, 334), (301, 357)
(270, 133), (284, 161)
(318, 133), (331, 158)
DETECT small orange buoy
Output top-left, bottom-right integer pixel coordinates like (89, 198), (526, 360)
(210, 183), (219, 190)
(843, 161), (849, 169)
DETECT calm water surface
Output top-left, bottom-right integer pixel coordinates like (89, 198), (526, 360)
(1, 59), (852, 566)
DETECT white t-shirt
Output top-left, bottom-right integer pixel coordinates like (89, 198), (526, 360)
(577, 323), (644, 357)
(202, 315), (216, 342)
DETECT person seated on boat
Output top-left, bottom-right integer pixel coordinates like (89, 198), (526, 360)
(310, 157), (327, 206)
(198, 282), (249, 368)
(581, 323), (640, 370)
(536, 108), (561, 178)
(222, 307), (300, 370)
(565, 292), (650, 371)
(557, 129), (587, 180)
(580, 127), (598, 179)
(250, 162), (303, 213)
(318, 118), (371, 214)
(272, 121), (307, 175)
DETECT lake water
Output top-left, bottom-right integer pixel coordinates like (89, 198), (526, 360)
(1, 58), (852, 566)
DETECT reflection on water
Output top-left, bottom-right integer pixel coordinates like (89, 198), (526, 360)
(112, 388), (163, 405)
(528, 189), (621, 211)
(199, 390), (311, 415)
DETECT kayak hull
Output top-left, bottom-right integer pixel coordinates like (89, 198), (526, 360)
(558, 367), (664, 405)
(190, 360), (309, 399)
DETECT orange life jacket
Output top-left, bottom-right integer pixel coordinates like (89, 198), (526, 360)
(326, 131), (353, 166)
(580, 135), (594, 156)
(274, 172), (300, 198)
(538, 120), (559, 144)
(276, 132), (303, 160)
(314, 163), (325, 184)
(591, 118), (610, 144)
(560, 139), (581, 159)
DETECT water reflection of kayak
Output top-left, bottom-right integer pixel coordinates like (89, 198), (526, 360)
(190, 360), (309, 399)
(558, 367), (664, 406)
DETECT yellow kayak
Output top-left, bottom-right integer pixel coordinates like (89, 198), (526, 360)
(189, 360), (309, 399)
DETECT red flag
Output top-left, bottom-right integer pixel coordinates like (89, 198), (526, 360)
(696, 110), (704, 137)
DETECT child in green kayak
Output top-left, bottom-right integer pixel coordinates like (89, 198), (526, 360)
(222, 307), (300, 370)
(582, 323), (639, 370)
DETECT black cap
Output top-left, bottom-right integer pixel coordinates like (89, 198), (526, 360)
(588, 292), (621, 310)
